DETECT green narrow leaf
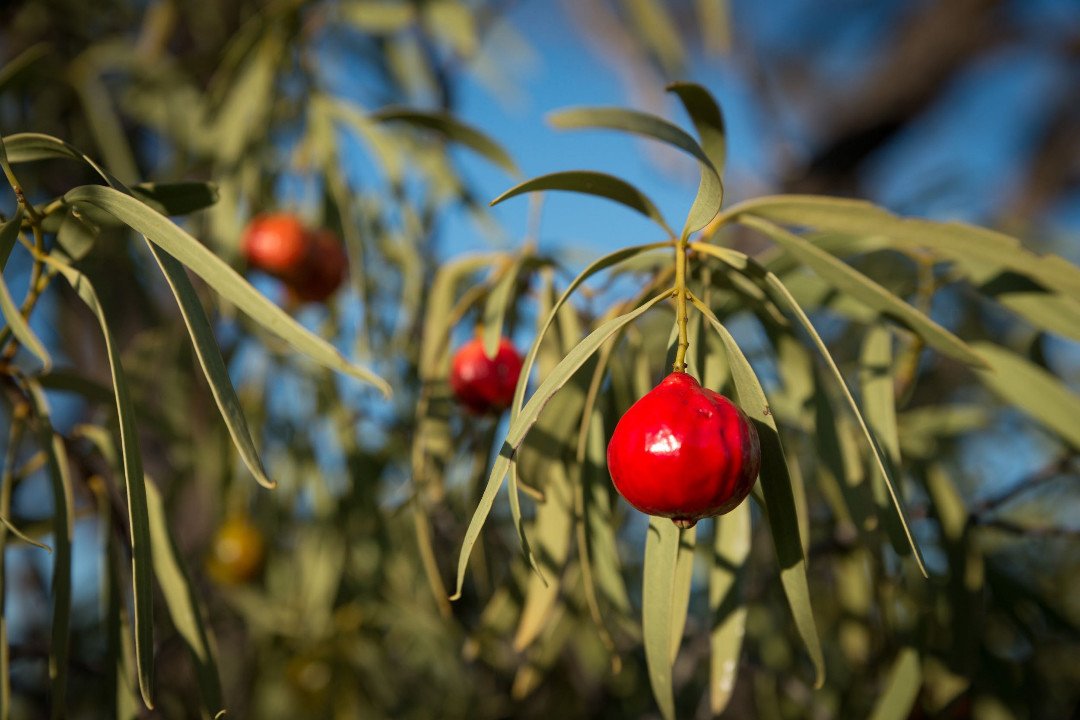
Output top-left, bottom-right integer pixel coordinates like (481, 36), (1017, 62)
(57, 206), (99, 261)
(669, 525), (697, 664)
(761, 273), (926, 574)
(63, 185), (390, 397)
(42, 258), (155, 708)
(24, 381), (74, 720)
(341, 0), (416, 33)
(625, 0), (684, 73)
(710, 502), (750, 715)
(130, 182), (220, 217)
(211, 30), (279, 165)
(450, 291), (669, 600)
(0, 43), (50, 92)
(146, 244), (272, 488)
(971, 341), (1080, 449)
(868, 648), (922, 720)
(737, 216), (985, 367)
(372, 106), (517, 175)
(491, 171), (674, 235)
(0, 265), (52, 372)
(689, 294), (826, 687)
(860, 325), (900, 462)
(321, 97), (406, 186)
(144, 482), (224, 715)
(643, 518), (681, 720)
(728, 194), (1080, 301)
(482, 256), (524, 359)
(0, 208), (21, 270)
(548, 107), (712, 168)
(667, 82), (726, 234)
(582, 408), (631, 615)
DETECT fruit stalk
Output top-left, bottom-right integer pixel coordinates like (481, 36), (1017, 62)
(672, 235), (689, 372)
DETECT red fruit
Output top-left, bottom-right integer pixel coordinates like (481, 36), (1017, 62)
(289, 230), (348, 303)
(450, 337), (524, 414)
(242, 213), (308, 279)
(606, 372), (760, 528)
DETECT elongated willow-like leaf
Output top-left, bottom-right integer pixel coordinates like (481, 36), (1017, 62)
(492, 171), (675, 235)
(689, 294), (825, 687)
(727, 194), (1080, 301)
(130, 182), (220, 217)
(668, 82), (727, 234)
(23, 381), (74, 720)
(860, 326), (900, 464)
(971, 341), (1080, 450)
(642, 518), (681, 720)
(482, 254), (525, 359)
(736, 216), (985, 367)
(581, 407), (632, 615)
(669, 525), (697, 664)
(41, 257), (155, 707)
(144, 482), (224, 715)
(868, 648), (922, 720)
(63, 185), (390, 396)
(0, 268), (52, 372)
(0, 208), (21, 270)
(754, 271), (926, 573)
(372, 106), (518, 175)
(450, 291), (669, 600)
(0, 42), (49, 92)
(710, 504), (750, 715)
(548, 107), (713, 169)
(147, 245), (272, 488)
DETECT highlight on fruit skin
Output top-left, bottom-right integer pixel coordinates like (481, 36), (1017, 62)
(606, 371), (760, 528)
(449, 337), (524, 415)
(206, 515), (267, 585)
(242, 213), (309, 280)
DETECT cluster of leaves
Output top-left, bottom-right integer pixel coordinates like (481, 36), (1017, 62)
(1, 2), (1079, 719)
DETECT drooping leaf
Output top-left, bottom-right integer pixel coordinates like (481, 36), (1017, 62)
(0, 42), (50, 91)
(341, 0), (416, 33)
(669, 525), (697, 664)
(373, 106), (517, 175)
(710, 503), (750, 715)
(581, 408), (631, 615)
(0, 261), (52, 372)
(971, 341), (1080, 449)
(642, 518), (681, 720)
(482, 255), (525, 359)
(450, 291), (669, 600)
(0, 208), (21, 270)
(63, 185), (390, 396)
(737, 215), (985, 367)
(491, 171), (674, 235)
(667, 82), (726, 234)
(868, 648), (922, 720)
(144, 482), (224, 716)
(548, 107), (712, 168)
(23, 382), (73, 720)
(146, 244), (273, 488)
(689, 295), (825, 687)
(41, 257), (154, 708)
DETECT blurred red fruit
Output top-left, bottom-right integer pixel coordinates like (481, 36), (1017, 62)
(242, 213), (308, 279)
(289, 229), (348, 303)
(450, 337), (524, 414)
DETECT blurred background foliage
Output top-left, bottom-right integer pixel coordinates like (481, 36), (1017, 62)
(1, 0), (1079, 718)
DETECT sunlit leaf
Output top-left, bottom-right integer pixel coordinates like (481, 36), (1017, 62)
(341, 0), (416, 33)
(689, 294), (826, 687)
(710, 503), (750, 715)
(548, 106), (712, 168)
(642, 518), (680, 720)
(482, 255), (524, 359)
(868, 648), (922, 720)
(492, 171), (674, 234)
(451, 291), (669, 600)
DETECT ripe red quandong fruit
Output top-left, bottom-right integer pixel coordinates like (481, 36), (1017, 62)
(607, 371), (761, 528)
(450, 337), (524, 414)
(289, 229), (348, 303)
(242, 213), (309, 280)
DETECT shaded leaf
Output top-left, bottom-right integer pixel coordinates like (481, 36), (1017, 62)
(0, 259), (52, 372)
(373, 106), (516, 175)
(868, 648), (922, 720)
(548, 106), (712, 168)
(710, 503), (750, 715)
(131, 182), (219, 217)
(642, 518), (680, 720)
(0, 208), (21, 270)
(669, 525), (697, 663)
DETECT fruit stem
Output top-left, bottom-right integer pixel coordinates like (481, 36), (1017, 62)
(672, 234), (689, 372)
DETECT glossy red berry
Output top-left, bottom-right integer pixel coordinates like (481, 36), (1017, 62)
(289, 230), (348, 303)
(450, 337), (524, 414)
(242, 213), (308, 279)
(606, 371), (760, 528)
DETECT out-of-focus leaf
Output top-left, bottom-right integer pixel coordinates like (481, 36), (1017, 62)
(669, 525), (696, 664)
(728, 194), (1080, 301)
(511, 605), (573, 700)
(341, 1), (416, 33)
(0, 261), (52, 372)
(690, 295), (825, 687)
(144, 482), (224, 716)
(924, 464), (968, 543)
(971, 341), (1080, 449)
(41, 257), (154, 708)
(23, 382), (73, 720)
(696, 0), (732, 54)
(373, 107), (516, 175)
(642, 518), (681, 720)
(513, 461), (574, 651)
(868, 648), (922, 720)
(0, 43), (49, 91)
(979, 272), (1080, 342)
(482, 255), (524, 359)
(63, 185), (390, 396)
(321, 97), (405, 186)
(68, 58), (139, 184)
(625, 0), (684, 73)
(860, 325), (899, 463)
(667, 82), (727, 178)
(422, 0), (478, 58)
(0, 208), (21, 270)
(898, 405), (989, 459)
(492, 171), (674, 234)
(582, 408), (631, 615)
(737, 216), (985, 367)
(146, 245), (272, 489)
(451, 291), (669, 600)
(130, 182), (219, 217)
(710, 503), (750, 715)
(210, 30), (279, 165)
